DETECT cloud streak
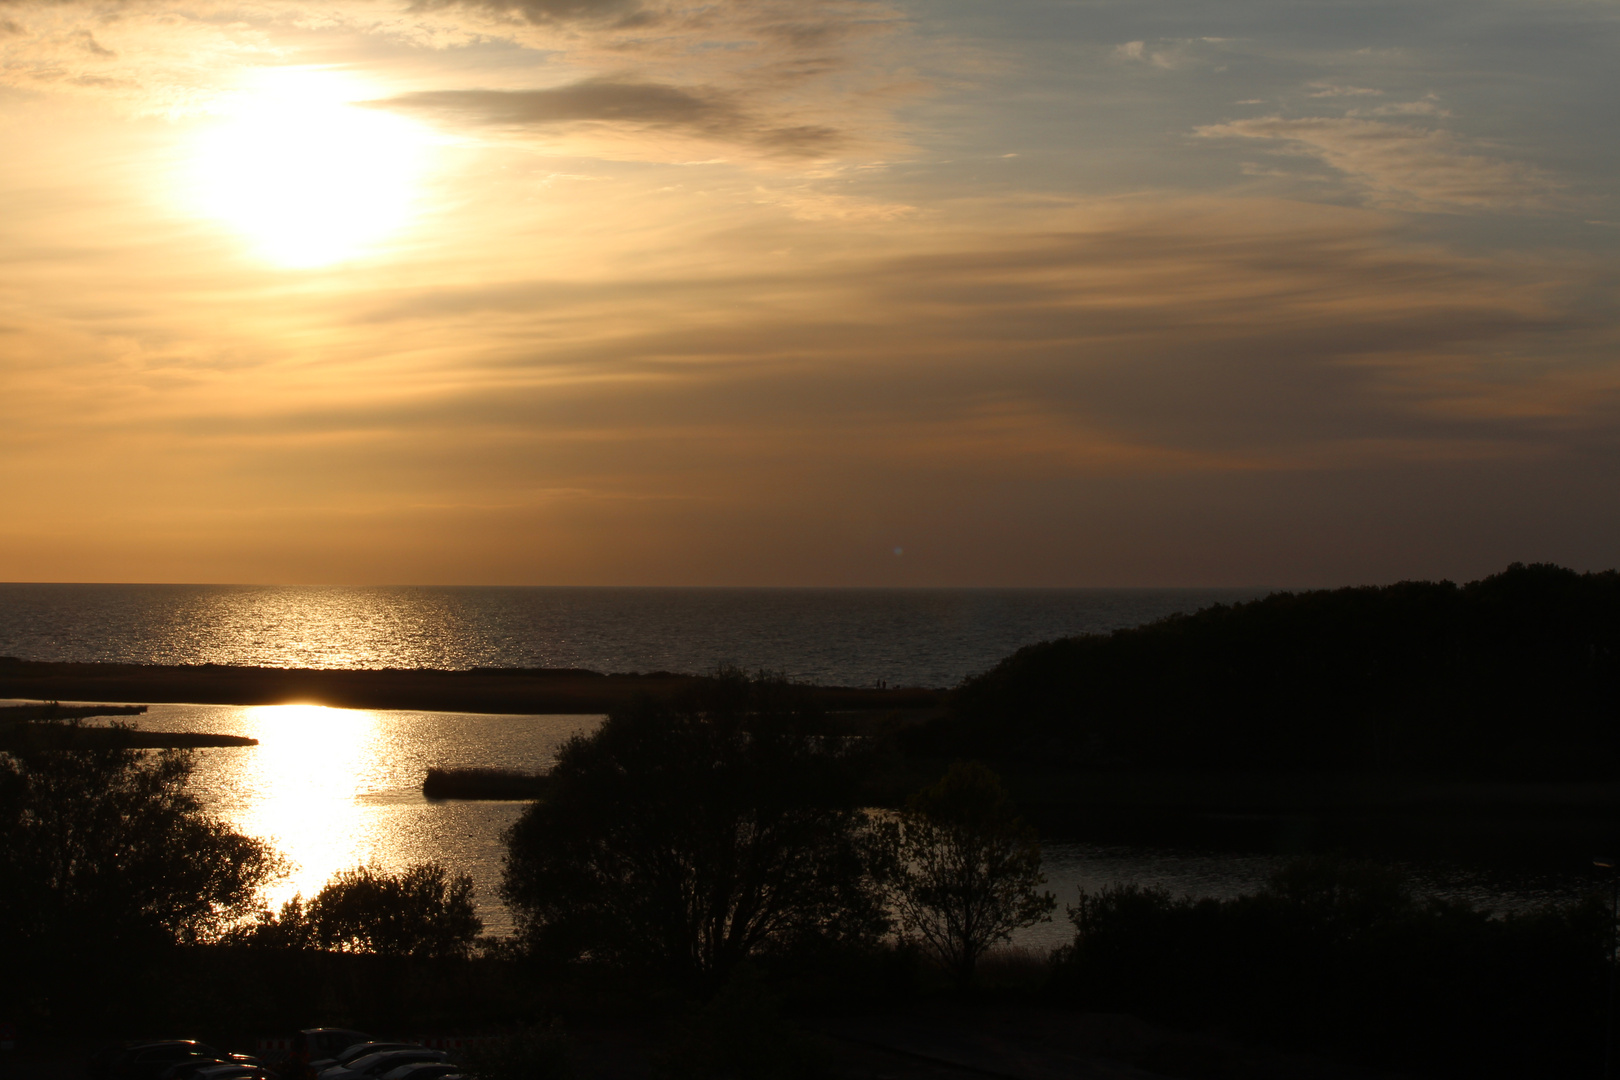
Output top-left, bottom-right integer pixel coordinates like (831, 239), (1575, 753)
(412, 0), (643, 26)
(1198, 114), (1567, 213)
(375, 79), (843, 156)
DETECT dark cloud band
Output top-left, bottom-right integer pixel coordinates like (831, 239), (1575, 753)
(372, 79), (842, 156)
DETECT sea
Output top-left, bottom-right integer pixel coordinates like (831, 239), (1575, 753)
(0, 582), (1268, 687)
(0, 583), (1598, 946)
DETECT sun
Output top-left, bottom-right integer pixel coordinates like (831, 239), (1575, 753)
(187, 68), (434, 268)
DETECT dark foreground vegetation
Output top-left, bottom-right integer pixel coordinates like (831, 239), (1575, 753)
(1056, 861), (1611, 1079)
(7, 565), (1620, 1078)
(4, 671), (1617, 1079)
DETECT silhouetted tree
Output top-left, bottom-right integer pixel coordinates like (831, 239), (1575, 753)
(241, 862), (482, 958)
(501, 671), (884, 985)
(874, 761), (1054, 985)
(0, 722), (278, 951)
(0, 719), (279, 1018)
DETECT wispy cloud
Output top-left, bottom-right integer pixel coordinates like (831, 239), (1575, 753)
(1196, 114), (1566, 213)
(0, 0), (912, 161)
(1, 0), (1617, 584)
(1306, 82), (1382, 98)
(1112, 38), (1186, 69)
(374, 79), (844, 157)
(411, 0), (644, 27)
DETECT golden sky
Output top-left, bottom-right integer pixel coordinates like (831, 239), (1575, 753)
(1, 0), (1616, 585)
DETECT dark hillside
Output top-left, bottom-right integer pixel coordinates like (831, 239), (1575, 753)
(918, 563), (1620, 779)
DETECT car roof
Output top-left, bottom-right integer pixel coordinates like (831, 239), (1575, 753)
(336, 1043), (417, 1062)
(349, 1051), (440, 1069)
(381, 1065), (458, 1080)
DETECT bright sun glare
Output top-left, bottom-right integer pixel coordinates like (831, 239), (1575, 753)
(189, 68), (432, 268)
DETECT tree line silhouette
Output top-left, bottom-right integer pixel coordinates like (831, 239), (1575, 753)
(919, 562), (1620, 778)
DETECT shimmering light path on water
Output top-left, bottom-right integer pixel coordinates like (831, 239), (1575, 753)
(68, 702), (600, 936)
(0, 584), (1268, 687)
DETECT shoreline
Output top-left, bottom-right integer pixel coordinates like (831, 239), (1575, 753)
(0, 658), (946, 715)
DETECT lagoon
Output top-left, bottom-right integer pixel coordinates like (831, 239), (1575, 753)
(13, 700), (1595, 950)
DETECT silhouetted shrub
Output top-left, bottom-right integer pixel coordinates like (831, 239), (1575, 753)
(1051, 857), (1611, 1079)
(871, 761), (1055, 985)
(241, 862), (482, 959)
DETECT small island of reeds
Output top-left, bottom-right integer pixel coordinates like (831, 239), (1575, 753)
(422, 766), (549, 800)
(0, 702), (258, 750)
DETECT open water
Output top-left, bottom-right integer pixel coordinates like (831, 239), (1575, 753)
(0, 583), (1268, 687)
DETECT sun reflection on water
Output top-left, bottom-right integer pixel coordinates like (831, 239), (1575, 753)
(107, 702), (599, 932)
(231, 704), (387, 907)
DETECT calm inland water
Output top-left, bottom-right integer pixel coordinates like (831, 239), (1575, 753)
(20, 701), (1597, 950)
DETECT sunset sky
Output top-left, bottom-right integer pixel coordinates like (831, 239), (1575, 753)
(1, 0), (1616, 586)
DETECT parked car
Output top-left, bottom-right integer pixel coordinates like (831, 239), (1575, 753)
(379, 1063), (461, 1080)
(319, 1049), (447, 1080)
(158, 1058), (236, 1080)
(307, 1043), (420, 1077)
(190, 1067), (277, 1080)
(286, 1030), (372, 1080)
(104, 1042), (263, 1080)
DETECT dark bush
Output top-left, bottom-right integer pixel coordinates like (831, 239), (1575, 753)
(1051, 858), (1611, 1079)
(240, 861), (482, 959)
(872, 761), (1055, 985)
